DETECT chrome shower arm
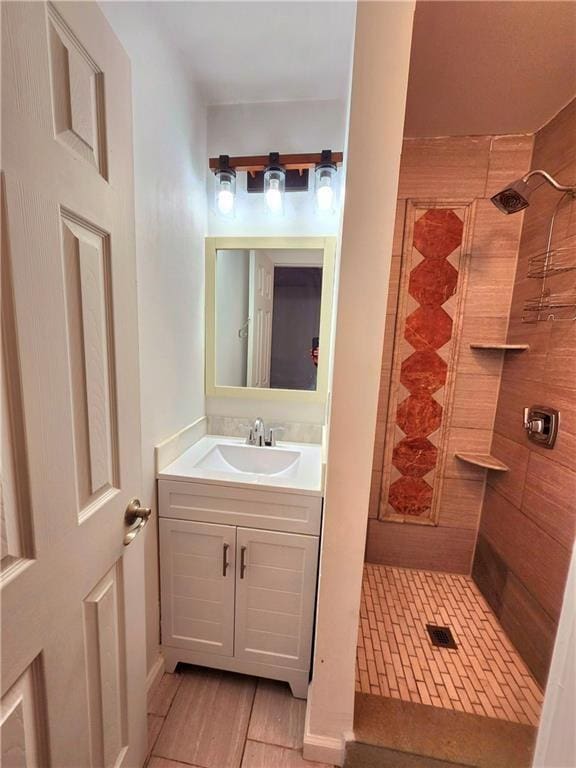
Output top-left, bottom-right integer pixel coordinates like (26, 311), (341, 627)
(522, 169), (576, 195)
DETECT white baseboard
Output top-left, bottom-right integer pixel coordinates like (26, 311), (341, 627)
(146, 652), (165, 699)
(303, 732), (345, 766)
(303, 697), (346, 766)
(155, 416), (207, 473)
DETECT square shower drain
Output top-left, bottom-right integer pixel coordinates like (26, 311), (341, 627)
(426, 624), (457, 649)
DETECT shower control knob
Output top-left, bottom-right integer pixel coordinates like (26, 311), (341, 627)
(522, 406), (560, 449)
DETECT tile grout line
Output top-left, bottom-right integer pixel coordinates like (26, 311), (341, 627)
(238, 677), (259, 768)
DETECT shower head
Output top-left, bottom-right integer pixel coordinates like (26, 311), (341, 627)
(491, 170), (576, 214)
(491, 178), (532, 214)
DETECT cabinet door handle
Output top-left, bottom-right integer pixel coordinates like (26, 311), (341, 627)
(222, 543), (229, 576)
(240, 546), (247, 579)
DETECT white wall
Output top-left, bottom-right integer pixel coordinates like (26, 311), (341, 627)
(215, 250), (249, 386)
(303, 3), (415, 764)
(207, 100), (346, 238)
(101, 2), (207, 677)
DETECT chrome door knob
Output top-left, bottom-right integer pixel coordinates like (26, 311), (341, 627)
(124, 498), (151, 545)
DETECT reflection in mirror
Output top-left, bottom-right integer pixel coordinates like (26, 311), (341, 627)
(215, 249), (323, 391)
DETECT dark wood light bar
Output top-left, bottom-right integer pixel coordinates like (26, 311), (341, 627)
(208, 152), (344, 174)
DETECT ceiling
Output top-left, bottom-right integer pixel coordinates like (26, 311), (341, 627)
(148, 1), (356, 105)
(405, 1), (576, 137)
(144, 0), (575, 136)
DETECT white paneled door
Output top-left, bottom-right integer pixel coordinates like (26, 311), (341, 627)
(247, 250), (274, 388)
(1, 3), (147, 766)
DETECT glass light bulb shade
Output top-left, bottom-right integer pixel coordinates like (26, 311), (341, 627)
(315, 164), (337, 213)
(316, 184), (334, 211)
(215, 170), (236, 217)
(264, 167), (285, 214)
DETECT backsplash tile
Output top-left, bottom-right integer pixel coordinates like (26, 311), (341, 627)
(207, 415), (322, 445)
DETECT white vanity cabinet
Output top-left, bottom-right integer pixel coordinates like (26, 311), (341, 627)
(158, 478), (322, 698)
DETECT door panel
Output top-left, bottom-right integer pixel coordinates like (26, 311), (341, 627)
(160, 519), (236, 656)
(1, 3), (146, 766)
(247, 250), (274, 387)
(235, 528), (319, 670)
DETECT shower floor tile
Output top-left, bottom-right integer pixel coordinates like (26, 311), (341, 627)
(356, 564), (543, 726)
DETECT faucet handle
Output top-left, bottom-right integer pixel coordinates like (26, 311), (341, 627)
(267, 427), (285, 447)
(238, 423), (253, 445)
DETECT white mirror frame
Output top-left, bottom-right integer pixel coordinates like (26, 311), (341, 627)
(205, 236), (336, 403)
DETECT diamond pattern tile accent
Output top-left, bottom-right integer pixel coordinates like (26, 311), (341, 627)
(413, 209), (464, 259)
(409, 258), (458, 308)
(397, 394), (443, 438)
(405, 307), (453, 351)
(384, 207), (464, 523)
(400, 351), (447, 395)
(392, 437), (438, 477)
(388, 476), (434, 516)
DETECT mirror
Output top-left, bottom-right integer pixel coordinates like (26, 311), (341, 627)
(206, 238), (335, 401)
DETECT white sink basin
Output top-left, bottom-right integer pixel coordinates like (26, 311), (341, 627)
(195, 443), (300, 476)
(158, 436), (322, 494)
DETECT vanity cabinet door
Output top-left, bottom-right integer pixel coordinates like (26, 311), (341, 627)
(234, 528), (319, 671)
(160, 518), (236, 656)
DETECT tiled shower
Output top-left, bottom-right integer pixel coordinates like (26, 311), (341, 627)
(359, 98), (576, 743)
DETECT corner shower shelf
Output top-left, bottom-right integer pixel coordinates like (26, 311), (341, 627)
(469, 343), (530, 351)
(455, 453), (509, 472)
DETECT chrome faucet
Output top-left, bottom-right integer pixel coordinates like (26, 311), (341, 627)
(245, 418), (284, 447)
(247, 417), (266, 447)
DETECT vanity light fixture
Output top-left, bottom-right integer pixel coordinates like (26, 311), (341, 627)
(208, 151), (344, 215)
(214, 154), (236, 217)
(315, 149), (337, 213)
(263, 152), (286, 214)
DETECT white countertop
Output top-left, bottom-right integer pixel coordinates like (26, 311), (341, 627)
(158, 435), (323, 496)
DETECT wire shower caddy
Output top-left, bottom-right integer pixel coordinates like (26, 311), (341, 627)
(523, 190), (576, 322)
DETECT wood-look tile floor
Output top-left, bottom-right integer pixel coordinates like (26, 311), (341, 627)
(146, 665), (334, 768)
(356, 564), (543, 726)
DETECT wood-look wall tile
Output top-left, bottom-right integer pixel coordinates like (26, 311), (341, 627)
(393, 200), (408, 256)
(464, 256), (518, 319)
(487, 433), (529, 508)
(386, 256), (402, 315)
(439, 478), (485, 530)
(398, 137), (491, 199)
(365, 518), (475, 574)
(499, 573), (557, 688)
(155, 667), (256, 768)
(503, 314), (550, 385)
(479, 487), (571, 621)
(445, 428), (493, 480)
(373, 434), (385, 473)
(369, 470), (382, 519)
(494, 376), (576, 473)
(451, 374), (501, 430)
(471, 534), (507, 616)
(522, 453), (576, 550)
(485, 135), (534, 198)
(471, 199), (525, 258)
(456, 317), (509, 377)
(544, 321), (576, 392)
(517, 162), (576, 257)
(532, 98), (576, 174)
(247, 680), (306, 750)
